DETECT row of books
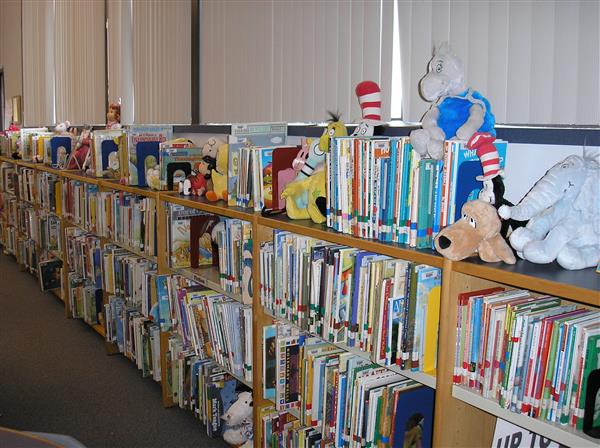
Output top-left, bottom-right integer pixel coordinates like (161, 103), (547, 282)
(164, 342), (253, 439)
(326, 137), (507, 249)
(35, 171), (62, 214)
(164, 275), (253, 383)
(61, 179), (99, 232)
(0, 163), (15, 194)
(262, 321), (435, 447)
(0, 222), (17, 255)
(454, 287), (599, 431)
(15, 167), (36, 203)
(260, 231), (441, 372)
(166, 203), (253, 303)
(97, 191), (157, 257)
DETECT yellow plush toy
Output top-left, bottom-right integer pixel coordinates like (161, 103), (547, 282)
(206, 143), (228, 202)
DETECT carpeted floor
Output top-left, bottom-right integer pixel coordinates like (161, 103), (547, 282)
(0, 253), (229, 448)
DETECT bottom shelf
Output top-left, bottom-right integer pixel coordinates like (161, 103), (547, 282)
(91, 323), (106, 338)
(452, 385), (598, 448)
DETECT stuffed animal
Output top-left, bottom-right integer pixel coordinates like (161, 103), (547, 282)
(498, 148), (600, 270)
(434, 200), (516, 264)
(146, 166), (161, 190)
(222, 391), (253, 447)
(351, 81), (383, 137)
(206, 143), (229, 202)
(106, 102), (121, 130)
(410, 43), (495, 159)
(281, 112), (347, 224)
(467, 132), (527, 239)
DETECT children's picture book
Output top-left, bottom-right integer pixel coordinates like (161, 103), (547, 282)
(391, 385), (435, 448)
(38, 258), (63, 291)
(228, 122), (287, 207)
(135, 141), (160, 188)
(159, 146), (205, 191)
(50, 136), (73, 169)
(271, 145), (302, 211)
(125, 125), (172, 185)
(92, 129), (123, 178)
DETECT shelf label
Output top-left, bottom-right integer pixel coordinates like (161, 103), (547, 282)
(492, 419), (565, 448)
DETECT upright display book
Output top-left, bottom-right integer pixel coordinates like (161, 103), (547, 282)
(159, 146), (204, 191)
(50, 136), (73, 169)
(92, 129), (123, 178)
(227, 122), (287, 206)
(38, 258), (63, 291)
(271, 145), (302, 211)
(125, 125), (172, 185)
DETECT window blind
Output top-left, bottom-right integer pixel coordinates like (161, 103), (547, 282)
(200, 0), (394, 124)
(22, 0), (54, 126)
(54, 0), (106, 125)
(399, 0), (599, 126)
(0, 0), (23, 119)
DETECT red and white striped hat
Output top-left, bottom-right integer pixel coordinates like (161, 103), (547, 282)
(355, 81), (382, 125)
(467, 132), (502, 181)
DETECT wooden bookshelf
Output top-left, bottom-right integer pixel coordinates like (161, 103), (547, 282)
(1, 160), (598, 448)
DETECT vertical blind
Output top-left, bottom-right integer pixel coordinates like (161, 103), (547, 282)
(108, 0), (192, 125)
(22, 0), (54, 126)
(200, 0), (394, 124)
(54, 0), (106, 125)
(0, 0), (23, 119)
(399, 0), (600, 126)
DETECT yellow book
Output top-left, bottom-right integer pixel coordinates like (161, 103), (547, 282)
(423, 281), (441, 373)
(55, 181), (62, 216)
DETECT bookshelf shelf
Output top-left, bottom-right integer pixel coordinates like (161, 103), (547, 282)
(452, 385), (599, 448)
(162, 194), (257, 222)
(453, 258), (600, 305)
(99, 180), (160, 198)
(262, 308), (438, 390)
(169, 265), (243, 303)
(60, 170), (100, 184)
(103, 237), (157, 263)
(258, 214), (444, 268)
(91, 323), (106, 338)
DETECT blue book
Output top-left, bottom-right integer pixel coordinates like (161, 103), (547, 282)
(135, 141), (160, 187)
(392, 385), (435, 448)
(50, 136), (72, 168)
(450, 140), (508, 223)
(155, 275), (171, 331)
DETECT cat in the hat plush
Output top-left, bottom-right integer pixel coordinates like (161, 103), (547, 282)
(467, 132), (527, 239)
(351, 81), (383, 137)
(410, 43), (495, 159)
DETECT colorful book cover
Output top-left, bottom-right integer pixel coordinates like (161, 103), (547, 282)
(50, 136), (72, 168)
(227, 122), (287, 207)
(126, 125), (172, 185)
(38, 258), (62, 291)
(271, 145), (302, 211)
(263, 325), (277, 400)
(450, 140), (508, 224)
(135, 141), (160, 187)
(391, 385), (435, 448)
(159, 146), (204, 191)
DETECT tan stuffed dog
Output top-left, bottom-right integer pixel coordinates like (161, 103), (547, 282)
(434, 200), (516, 264)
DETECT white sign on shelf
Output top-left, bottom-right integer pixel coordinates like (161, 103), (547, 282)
(492, 419), (565, 448)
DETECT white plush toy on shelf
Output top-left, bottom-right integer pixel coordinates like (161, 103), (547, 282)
(410, 43), (496, 159)
(222, 391), (253, 447)
(351, 80), (383, 137)
(498, 148), (600, 270)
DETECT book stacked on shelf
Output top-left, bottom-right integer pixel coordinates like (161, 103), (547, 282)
(326, 136), (507, 249)
(0, 162), (15, 194)
(262, 321), (435, 447)
(33, 212), (61, 257)
(123, 125), (173, 186)
(166, 203), (253, 304)
(36, 171), (62, 214)
(164, 348), (252, 439)
(18, 128), (49, 161)
(97, 190), (157, 257)
(16, 237), (37, 272)
(227, 122), (288, 208)
(0, 130), (19, 157)
(258, 406), (302, 447)
(453, 288), (600, 433)
(61, 178), (99, 232)
(103, 245), (160, 379)
(65, 227), (103, 323)
(260, 231), (441, 373)
(90, 129), (125, 179)
(16, 167), (35, 203)
(165, 275), (253, 384)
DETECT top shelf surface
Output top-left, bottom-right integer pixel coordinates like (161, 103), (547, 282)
(453, 257), (599, 304)
(162, 194), (257, 222)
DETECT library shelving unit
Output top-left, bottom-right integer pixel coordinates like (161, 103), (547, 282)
(0, 155), (598, 448)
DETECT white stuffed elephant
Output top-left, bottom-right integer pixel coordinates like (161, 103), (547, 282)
(498, 148), (600, 270)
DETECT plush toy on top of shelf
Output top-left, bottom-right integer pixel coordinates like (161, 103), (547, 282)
(351, 80), (383, 137)
(281, 112), (347, 224)
(205, 142), (229, 202)
(106, 102), (121, 130)
(66, 125), (93, 170)
(467, 132), (528, 240)
(434, 199), (516, 264)
(498, 148), (600, 270)
(410, 42), (495, 159)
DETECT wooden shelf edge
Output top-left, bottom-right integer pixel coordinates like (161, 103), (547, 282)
(60, 170), (100, 184)
(169, 266), (245, 304)
(99, 180), (160, 198)
(91, 323), (106, 338)
(161, 193), (258, 222)
(257, 215), (444, 268)
(452, 385), (599, 448)
(452, 260), (600, 305)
